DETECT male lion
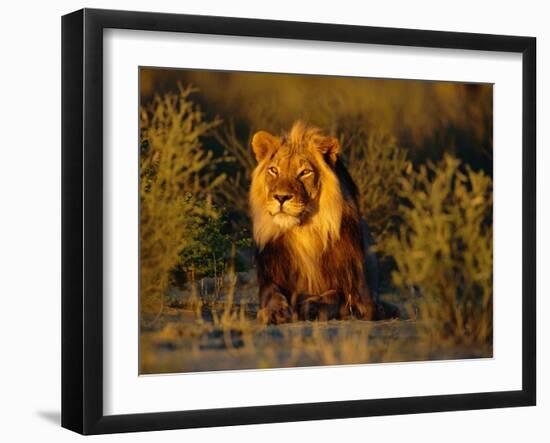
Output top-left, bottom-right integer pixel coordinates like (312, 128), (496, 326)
(250, 121), (391, 324)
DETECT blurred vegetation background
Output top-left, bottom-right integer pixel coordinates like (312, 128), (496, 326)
(139, 68), (493, 373)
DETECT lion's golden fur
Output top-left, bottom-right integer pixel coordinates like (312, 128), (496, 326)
(250, 121), (377, 323)
(250, 122), (345, 292)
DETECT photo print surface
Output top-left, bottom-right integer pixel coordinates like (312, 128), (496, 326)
(139, 67), (493, 374)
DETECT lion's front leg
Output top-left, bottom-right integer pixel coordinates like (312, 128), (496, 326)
(257, 283), (292, 325)
(296, 289), (341, 321)
(344, 291), (376, 321)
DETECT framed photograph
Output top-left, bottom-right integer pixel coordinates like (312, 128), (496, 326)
(61, 8), (536, 435)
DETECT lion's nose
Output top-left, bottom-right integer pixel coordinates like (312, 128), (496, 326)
(274, 194), (294, 204)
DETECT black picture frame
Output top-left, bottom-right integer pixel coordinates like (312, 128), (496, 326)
(61, 8), (537, 435)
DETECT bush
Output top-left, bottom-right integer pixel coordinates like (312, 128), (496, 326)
(174, 202), (252, 282)
(139, 87), (223, 319)
(213, 122), (257, 222)
(342, 130), (412, 238)
(382, 155), (493, 350)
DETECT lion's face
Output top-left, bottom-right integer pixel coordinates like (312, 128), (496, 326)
(263, 147), (321, 229)
(249, 122), (344, 248)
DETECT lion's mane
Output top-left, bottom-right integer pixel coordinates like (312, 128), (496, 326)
(249, 121), (377, 323)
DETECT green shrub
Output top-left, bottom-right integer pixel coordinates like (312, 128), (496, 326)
(139, 87), (223, 319)
(382, 155), (492, 350)
(174, 201), (252, 281)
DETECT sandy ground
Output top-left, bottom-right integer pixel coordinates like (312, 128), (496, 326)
(140, 271), (490, 374)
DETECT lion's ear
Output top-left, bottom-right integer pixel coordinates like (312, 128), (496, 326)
(318, 136), (340, 164)
(252, 131), (277, 162)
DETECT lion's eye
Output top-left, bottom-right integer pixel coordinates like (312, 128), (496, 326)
(267, 167), (278, 176)
(299, 169), (313, 178)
